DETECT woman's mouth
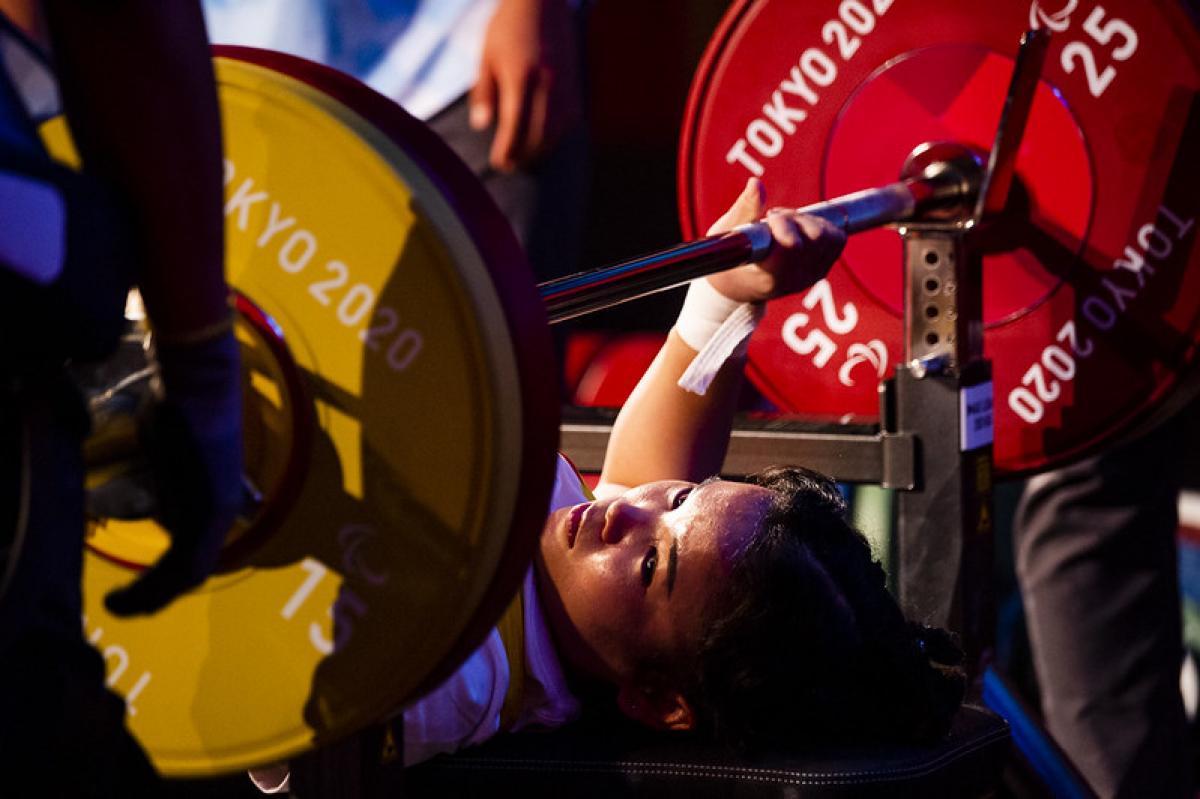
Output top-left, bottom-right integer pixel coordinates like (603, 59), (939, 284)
(566, 502), (588, 549)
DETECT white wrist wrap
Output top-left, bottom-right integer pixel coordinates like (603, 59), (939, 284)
(673, 279), (764, 396)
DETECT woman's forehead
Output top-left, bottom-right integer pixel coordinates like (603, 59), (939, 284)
(657, 482), (772, 657)
(679, 480), (773, 567)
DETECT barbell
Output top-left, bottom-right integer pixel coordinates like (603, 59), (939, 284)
(35, 0), (1200, 776)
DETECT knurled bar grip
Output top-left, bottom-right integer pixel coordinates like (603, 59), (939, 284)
(540, 175), (958, 324)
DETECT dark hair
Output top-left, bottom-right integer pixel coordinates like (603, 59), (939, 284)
(678, 466), (966, 751)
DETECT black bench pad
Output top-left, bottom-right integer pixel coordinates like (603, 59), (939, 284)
(404, 703), (1010, 798)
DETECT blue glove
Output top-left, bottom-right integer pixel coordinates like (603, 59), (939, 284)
(104, 325), (243, 616)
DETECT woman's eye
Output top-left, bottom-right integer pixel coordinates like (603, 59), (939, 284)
(671, 488), (693, 510)
(641, 547), (658, 587)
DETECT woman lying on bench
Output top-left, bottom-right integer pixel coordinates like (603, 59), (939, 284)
(252, 178), (966, 792)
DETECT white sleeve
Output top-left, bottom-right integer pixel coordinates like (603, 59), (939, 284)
(247, 763), (290, 794)
(402, 628), (510, 766)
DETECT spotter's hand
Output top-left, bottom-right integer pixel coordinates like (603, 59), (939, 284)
(104, 327), (243, 617)
(705, 177), (846, 304)
(470, 0), (581, 172)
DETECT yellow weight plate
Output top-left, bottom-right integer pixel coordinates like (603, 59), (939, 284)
(42, 49), (557, 776)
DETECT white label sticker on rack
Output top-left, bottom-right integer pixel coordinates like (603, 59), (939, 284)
(960, 381), (994, 452)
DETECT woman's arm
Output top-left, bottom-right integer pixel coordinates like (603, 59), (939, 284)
(596, 178), (845, 496)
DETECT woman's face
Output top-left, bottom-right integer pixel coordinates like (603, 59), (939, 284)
(534, 477), (773, 684)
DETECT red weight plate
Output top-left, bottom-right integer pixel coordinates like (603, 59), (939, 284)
(680, 0), (1200, 476)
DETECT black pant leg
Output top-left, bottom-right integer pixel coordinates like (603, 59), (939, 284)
(1015, 414), (1192, 798)
(0, 381), (161, 798)
(425, 93), (590, 399)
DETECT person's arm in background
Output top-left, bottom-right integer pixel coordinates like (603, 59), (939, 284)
(0, 0), (43, 40)
(595, 178), (846, 496)
(470, 0), (582, 171)
(41, 0), (243, 615)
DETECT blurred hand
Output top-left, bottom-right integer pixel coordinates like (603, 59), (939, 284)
(104, 327), (243, 616)
(705, 177), (846, 304)
(469, 0), (582, 172)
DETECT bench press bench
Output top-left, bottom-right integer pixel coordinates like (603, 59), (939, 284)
(401, 703), (1008, 797)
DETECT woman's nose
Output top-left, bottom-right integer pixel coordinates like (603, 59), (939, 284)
(600, 499), (653, 545)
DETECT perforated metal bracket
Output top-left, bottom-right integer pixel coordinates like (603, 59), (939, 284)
(899, 228), (983, 371)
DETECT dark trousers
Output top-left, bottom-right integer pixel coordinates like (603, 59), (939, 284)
(426, 93), (590, 399)
(1015, 410), (1195, 798)
(425, 93), (590, 287)
(0, 378), (160, 797)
